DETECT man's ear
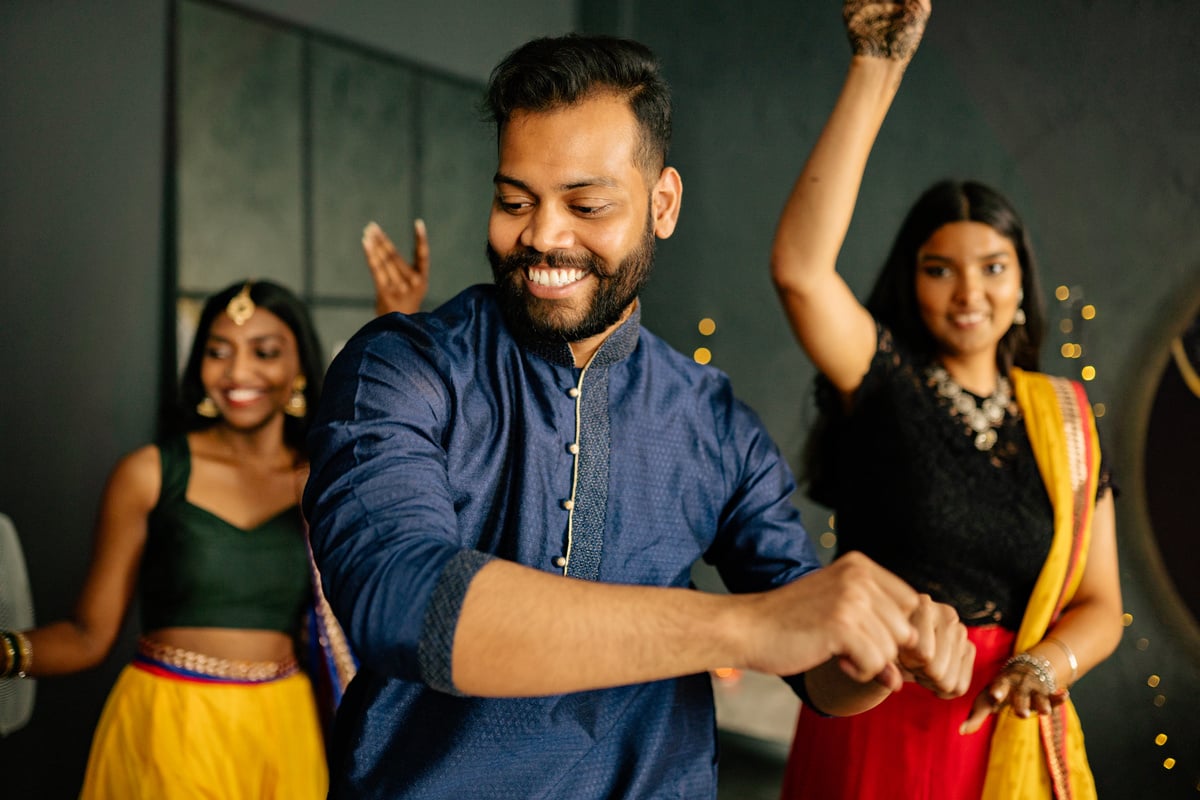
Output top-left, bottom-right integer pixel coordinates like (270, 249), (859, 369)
(651, 166), (683, 239)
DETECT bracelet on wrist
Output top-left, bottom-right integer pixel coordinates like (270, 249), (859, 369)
(1043, 635), (1078, 686)
(1004, 651), (1057, 695)
(0, 630), (32, 679)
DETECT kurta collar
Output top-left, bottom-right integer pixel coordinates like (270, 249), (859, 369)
(521, 300), (642, 369)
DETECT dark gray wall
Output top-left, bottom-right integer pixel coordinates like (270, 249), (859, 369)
(632, 1), (1200, 797)
(0, 3), (168, 798)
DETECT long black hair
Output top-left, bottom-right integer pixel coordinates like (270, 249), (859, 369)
(804, 180), (1045, 504)
(174, 280), (324, 457)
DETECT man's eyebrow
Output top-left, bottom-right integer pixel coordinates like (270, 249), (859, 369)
(494, 172), (620, 191)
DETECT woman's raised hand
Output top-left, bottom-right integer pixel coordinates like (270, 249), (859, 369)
(843, 0), (931, 63)
(362, 219), (430, 316)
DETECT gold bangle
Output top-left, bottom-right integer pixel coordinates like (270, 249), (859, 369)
(13, 631), (32, 678)
(1044, 635), (1078, 685)
(0, 632), (15, 677)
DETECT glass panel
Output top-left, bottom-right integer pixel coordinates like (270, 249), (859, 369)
(418, 76), (495, 308)
(311, 42), (416, 301)
(177, 1), (303, 293)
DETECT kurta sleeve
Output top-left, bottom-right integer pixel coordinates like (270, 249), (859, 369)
(303, 314), (492, 694)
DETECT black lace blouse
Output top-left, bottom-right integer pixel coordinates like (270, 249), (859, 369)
(815, 326), (1109, 631)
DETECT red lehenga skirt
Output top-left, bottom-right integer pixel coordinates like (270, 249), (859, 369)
(780, 625), (1014, 800)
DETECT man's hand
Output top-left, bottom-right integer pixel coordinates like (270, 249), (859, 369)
(843, 0), (931, 63)
(897, 594), (974, 698)
(739, 551), (922, 690)
(363, 219), (429, 316)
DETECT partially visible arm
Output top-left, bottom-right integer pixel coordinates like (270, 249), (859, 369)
(452, 551), (926, 699)
(962, 492), (1123, 731)
(20, 446), (159, 676)
(363, 219), (429, 316)
(771, 1), (930, 395)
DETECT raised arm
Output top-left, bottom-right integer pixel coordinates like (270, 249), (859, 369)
(771, 0), (930, 395)
(363, 219), (430, 316)
(16, 446), (158, 676)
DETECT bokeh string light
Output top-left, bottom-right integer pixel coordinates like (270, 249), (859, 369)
(693, 317), (716, 365)
(1123, 612), (1196, 790)
(1052, 286), (1105, 414)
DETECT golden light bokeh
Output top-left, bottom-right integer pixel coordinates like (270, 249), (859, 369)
(1148, 675), (1161, 688)
(1122, 613), (1134, 627)
(1155, 733), (1168, 746)
(1056, 285), (1071, 301)
(1081, 304), (1096, 320)
(693, 347), (712, 365)
(1094, 403), (1106, 418)
(819, 532), (837, 549)
(1081, 365), (1096, 381)
(1060, 319), (1074, 334)
(698, 318), (716, 336)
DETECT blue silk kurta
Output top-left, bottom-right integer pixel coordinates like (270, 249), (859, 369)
(305, 285), (819, 799)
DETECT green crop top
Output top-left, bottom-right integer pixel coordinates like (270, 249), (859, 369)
(139, 434), (312, 634)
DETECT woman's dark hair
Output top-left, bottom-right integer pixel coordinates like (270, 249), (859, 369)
(485, 34), (672, 178)
(866, 179), (1044, 372)
(175, 280), (324, 457)
(803, 180), (1044, 504)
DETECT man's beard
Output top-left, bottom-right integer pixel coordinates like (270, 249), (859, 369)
(487, 213), (655, 344)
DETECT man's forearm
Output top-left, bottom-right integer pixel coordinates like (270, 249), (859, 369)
(451, 559), (747, 697)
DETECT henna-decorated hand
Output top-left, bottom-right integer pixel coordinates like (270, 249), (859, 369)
(959, 656), (1069, 735)
(843, 0), (931, 62)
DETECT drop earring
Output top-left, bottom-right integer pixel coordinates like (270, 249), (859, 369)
(284, 376), (307, 418)
(197, 396), (220, 418)
(1013, 288), (1026, 326)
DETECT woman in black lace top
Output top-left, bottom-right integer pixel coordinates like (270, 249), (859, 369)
(770, 3), (1123, 799)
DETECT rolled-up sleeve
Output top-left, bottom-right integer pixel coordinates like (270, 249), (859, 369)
(303, 315), (491, 693)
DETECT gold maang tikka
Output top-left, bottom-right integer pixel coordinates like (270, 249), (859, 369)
(225, 282), (256, 326)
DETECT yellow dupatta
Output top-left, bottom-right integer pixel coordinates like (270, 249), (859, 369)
(980, 368), (1101, 800)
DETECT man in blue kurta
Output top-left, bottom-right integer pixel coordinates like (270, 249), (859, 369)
(304, 34), (975, 799)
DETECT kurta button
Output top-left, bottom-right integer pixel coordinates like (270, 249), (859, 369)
(568, 443), (580, 455)
(553, 556), (567, 568)
(568, 387), (580, 398)
(562, 499), (575, 511)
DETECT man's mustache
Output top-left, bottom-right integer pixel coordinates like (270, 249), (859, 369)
(493, 245), (612, 278)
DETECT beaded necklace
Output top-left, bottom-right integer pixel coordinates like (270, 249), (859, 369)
(926, 365), (1012, 451)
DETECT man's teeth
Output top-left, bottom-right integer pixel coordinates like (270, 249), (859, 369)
(528, 267), (584, 288)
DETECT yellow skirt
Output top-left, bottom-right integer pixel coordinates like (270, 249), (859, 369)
(80, 663), (328, 799)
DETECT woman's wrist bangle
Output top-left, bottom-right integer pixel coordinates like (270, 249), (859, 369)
(1043, 635), (1078, 686)
(0, 631), (15, 677)
(1004, 651), (1058, 695)
(0, 630), (32, 679)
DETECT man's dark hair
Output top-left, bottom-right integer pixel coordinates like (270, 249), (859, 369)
(485, 34), (672, 177)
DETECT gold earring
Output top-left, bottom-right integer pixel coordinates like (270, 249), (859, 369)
(1013, 288), (1026, 326)
(197, 396), (220, 418)
(284, 376), (307, 418)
